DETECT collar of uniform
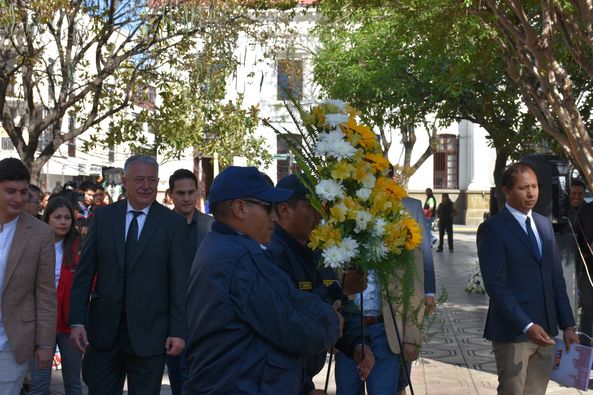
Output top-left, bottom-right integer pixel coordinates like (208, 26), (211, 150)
(274, 224), (316, 263)
(212, 220), (241, 236)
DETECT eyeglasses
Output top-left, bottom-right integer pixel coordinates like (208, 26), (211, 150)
(241, 198), (274, 214)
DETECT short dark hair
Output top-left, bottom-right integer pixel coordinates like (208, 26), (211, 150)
(0, 158), (30, 183)
(571, 179), (586, 190)
(95, 183), (105, 191)
(211, 200), (231, 219)
(79, 181), (97, 192)
(169, 169), (197, 191)
(29, 184), (42, 197)
(501, 162), (537, 190)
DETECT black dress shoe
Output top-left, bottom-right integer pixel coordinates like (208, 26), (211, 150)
(449, 249), (454, 252)
(436, 248), (443, 252)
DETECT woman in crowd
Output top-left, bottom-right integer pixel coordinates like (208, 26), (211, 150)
(29, 196), (83, 395)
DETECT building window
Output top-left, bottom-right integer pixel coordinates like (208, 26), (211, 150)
(433, 134), (458, 189)
(1, 137), (14, 150)
(68, 138), (76, 157)
(276, 134), (301, 180)
(277, 59), (303, 100)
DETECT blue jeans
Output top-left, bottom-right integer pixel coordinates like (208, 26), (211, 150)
(166, 349), (188, 395)
(335, 322), (401, 395)
(29, 333), (83, 395)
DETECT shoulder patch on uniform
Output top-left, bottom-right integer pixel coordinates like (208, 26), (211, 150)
(298, 281), (313, 290)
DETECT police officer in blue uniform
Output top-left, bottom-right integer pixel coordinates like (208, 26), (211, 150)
(267, 174), (375, 395)
(184, 167), (342, 395)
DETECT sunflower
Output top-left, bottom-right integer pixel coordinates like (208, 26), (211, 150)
(403, 217), (423, 250)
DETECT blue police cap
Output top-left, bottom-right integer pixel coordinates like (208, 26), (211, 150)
(208, 166), (293, 205)
(276, 174), (310, 201)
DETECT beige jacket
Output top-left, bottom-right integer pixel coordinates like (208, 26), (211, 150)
(1, 212), (56, 362)
(382, 248), (425, 355)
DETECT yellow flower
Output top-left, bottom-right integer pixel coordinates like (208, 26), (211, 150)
(352, 160), (372, 183)
(309, 223), (342, 250)
(370, 191), (393, 215)
(330, 203), (347, 222)
(384, 222), (405, 252)
(331, 161), (354, 180)
(304, 106), (326, 127)
(375, 177), (407, 201)
(341, 117), (378, 150)
(365, 153), (390, 173)
(403, 218), (423, 250)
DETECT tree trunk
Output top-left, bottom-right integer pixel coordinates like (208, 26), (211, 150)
(492, 148), (509, 213)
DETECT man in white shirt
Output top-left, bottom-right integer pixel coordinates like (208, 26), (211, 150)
(0, 158), (56, 395)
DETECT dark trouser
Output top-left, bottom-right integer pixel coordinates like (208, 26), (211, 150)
(30, 333), (83, 395)
(438, 219), (453, 251)
(578, 270), (593, 346)
(82, 319), (166, 395)
(166, 350), (188, 395)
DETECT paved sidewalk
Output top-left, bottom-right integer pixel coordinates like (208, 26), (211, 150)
(50, 227), (587, 394)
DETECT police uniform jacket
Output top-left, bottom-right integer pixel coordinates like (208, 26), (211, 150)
(267, 225), (370, 395)
(184, 221), (340, 395)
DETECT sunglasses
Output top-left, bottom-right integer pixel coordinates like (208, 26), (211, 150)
(241, 198), (274, 214)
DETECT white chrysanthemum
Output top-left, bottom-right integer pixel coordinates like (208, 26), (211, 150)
(322, 245), (348, 268)
(340, 236), (359, 260)
(362, 173), (376, 189)
(354, 210), (373, 233)
(372, 218), (386, 237)
(356, 187), (372, 201)
(369, 241), (388, 262)
(315, 129), (356, 160)
(329, 140), (357, 160)
(315, 129), (345, 154)
(324, 99), (347, 112)
(324, 113), (349, 127)
(315, 179), (344, 202)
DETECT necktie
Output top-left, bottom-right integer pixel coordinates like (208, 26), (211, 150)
(525, 217), (541, 260)
(125, 211), (142, 269)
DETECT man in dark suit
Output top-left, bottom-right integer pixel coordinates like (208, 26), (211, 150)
(478, 162), (578, 394)
(165, 168), (213, 395)
(69, 155), (190, 395)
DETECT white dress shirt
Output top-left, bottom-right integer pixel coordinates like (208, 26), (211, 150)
(125, 202), (150, 241)
(54, 240), (64, 288)
(0, 216), (20, 351)
(505, 203), (542, 256)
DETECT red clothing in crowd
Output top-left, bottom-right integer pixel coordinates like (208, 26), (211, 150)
(56, 237), (80, 334)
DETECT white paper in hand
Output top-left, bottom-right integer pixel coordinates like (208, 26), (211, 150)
(550, 339), (593, 390)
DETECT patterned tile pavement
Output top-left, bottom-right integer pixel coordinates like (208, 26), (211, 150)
(50, 227), (588, 394)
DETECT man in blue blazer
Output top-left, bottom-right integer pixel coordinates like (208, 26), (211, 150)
(478, 162), (578, 394)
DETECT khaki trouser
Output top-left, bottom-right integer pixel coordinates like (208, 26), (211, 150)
(492, 341), (555, 395)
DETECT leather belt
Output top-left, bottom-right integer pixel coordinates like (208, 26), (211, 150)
(363, 315), (384, 326)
